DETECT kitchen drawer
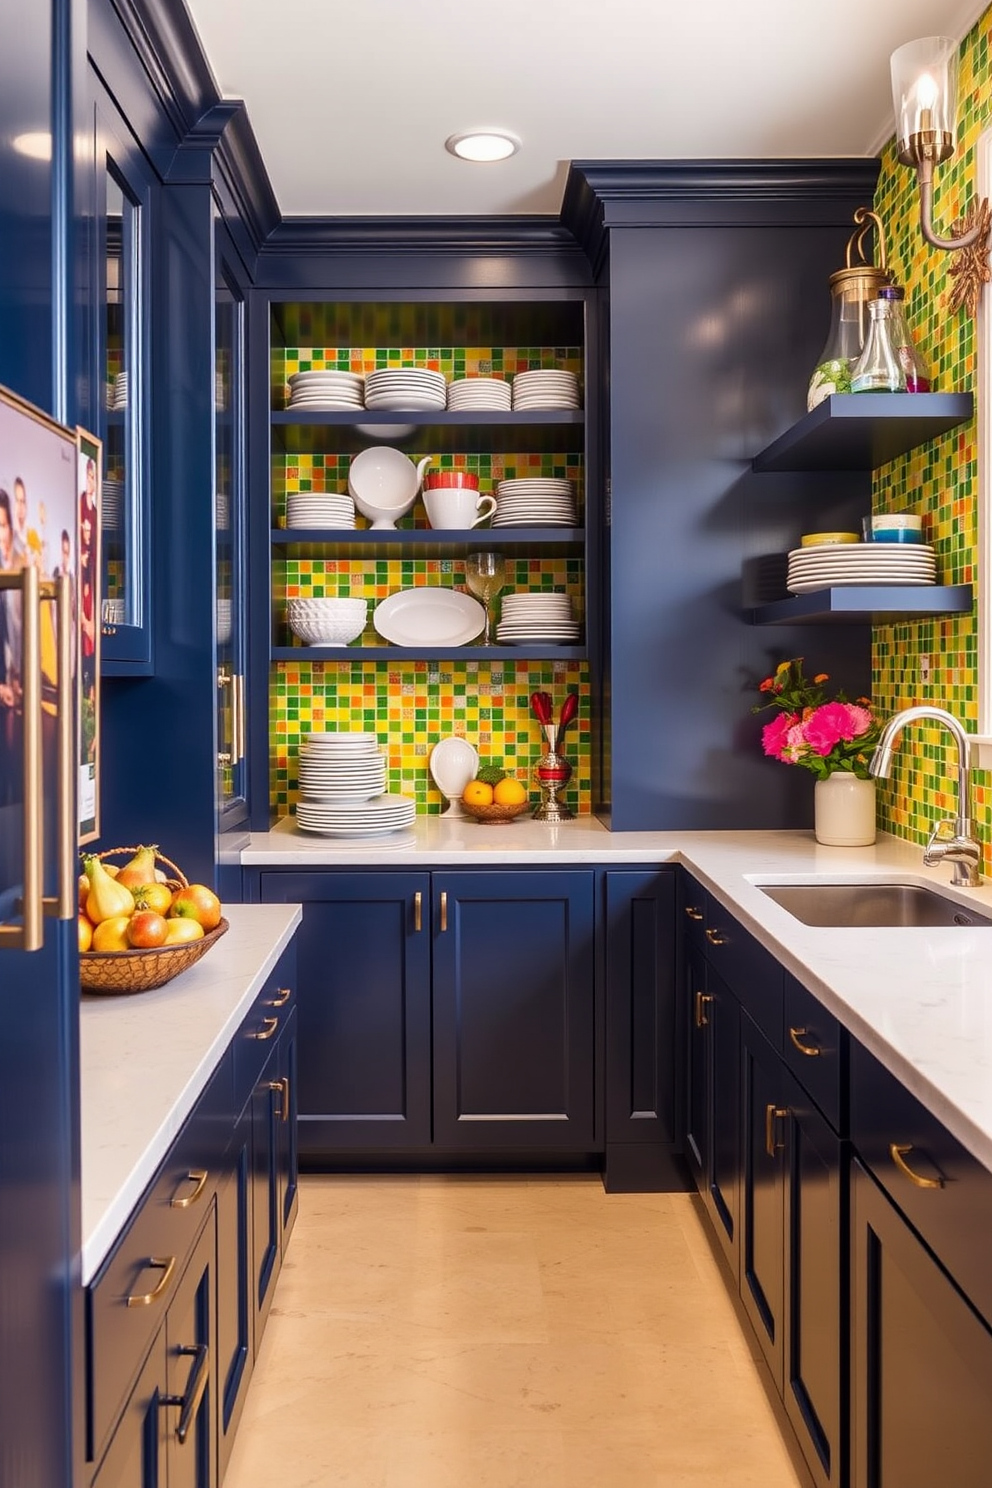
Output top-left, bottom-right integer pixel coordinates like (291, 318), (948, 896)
(783, 974), (846, 1135)
(87, 1054), (231, 1464)
(701, 895), (783, 1050)
(851, 1040), (992, 1327)
(233, 947), (296, 1110)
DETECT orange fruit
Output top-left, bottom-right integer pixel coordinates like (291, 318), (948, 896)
(463, 779), (494, 807)
(493, 777), (526, 806)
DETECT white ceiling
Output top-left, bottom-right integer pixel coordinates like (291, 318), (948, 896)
(182, 0), (989, 219)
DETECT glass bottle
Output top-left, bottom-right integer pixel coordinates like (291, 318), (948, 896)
(806, 208), (891, 411)
(877, 284), (931, 392)
(849, 296), (907, 394)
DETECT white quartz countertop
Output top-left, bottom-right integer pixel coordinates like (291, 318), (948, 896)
(247, 817), (992, 1173)
(79, 901), (301, 1284)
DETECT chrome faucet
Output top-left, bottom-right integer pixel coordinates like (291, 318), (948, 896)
(869, 705), (982, 887)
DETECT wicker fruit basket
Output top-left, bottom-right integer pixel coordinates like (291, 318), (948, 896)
(459, 799), (531, 825)
(79, 847), (228, 995)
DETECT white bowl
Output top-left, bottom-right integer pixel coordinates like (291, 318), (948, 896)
(287, 598), (368, 647)
(347, 447), (425, 529)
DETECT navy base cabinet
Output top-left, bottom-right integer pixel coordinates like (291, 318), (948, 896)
(257, 868), (600, 1161)
(851, 1158), (992, 1488)
(684, 940), (741, 1279)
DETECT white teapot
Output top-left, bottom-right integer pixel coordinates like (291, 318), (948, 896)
(347, 448), (432, 530)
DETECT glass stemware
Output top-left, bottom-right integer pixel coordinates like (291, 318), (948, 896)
(464, 551), (506, 645)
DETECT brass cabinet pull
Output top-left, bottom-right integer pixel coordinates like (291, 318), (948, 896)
(267, 1076), (290, 1122)
(0, 566), (43, 950)
(705, 927), (727, 946)
(789, 1026), (822, 1058)
(126, 1255), (177, 1307)
(234, 674), (246, 762)
(217, 667), (235, 767)
(694, 991), (713, 1028)
(170, 1169), (208, 1209)
(414, 890), (422, 933)
(270, 986), (292, 1008)
(47, 574), (75, 919)
(684, 905), (704, 921)
(889, 1142), (944, 1190)
(765, 1104), (789, 1157)
(161, 1343), (210, 1444)
(253, 1016), (279, 1041)
(440, 890), (448, 932)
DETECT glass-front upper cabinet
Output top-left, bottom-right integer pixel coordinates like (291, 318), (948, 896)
(214, 212), (249, 855)
(92, 80), (154, 672)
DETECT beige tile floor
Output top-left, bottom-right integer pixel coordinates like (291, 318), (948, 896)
(223, 1174), (804, 1488)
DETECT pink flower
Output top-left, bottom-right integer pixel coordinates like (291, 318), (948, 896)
(804, 701), (871, 756)
(762, 711), (799, 761)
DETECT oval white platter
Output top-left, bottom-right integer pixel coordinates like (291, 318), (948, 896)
(373, 588), (485, 647)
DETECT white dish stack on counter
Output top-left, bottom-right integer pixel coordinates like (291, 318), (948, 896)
(295, 731), (416, 838)
(496, 592), (580, 645)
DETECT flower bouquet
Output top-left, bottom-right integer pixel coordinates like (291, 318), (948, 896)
(754, 658), (880, 778)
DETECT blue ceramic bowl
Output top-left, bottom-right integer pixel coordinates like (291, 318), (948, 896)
(869, 528), (924, 544)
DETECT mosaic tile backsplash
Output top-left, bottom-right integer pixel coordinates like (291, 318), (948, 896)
(870, 7), (992, 863)
(270, 342), (591, 816)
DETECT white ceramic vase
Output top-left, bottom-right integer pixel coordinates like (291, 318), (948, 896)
(813, 773), (877, 847)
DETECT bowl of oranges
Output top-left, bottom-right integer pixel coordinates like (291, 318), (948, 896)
(461, 770), (531, 824)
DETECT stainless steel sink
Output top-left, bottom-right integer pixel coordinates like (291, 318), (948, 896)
(757, 882), (992, 928)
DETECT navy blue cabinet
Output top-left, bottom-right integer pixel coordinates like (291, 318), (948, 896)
(851, 1157), (992, 1488)
(255, 868), (600, 1159)
(684, 938), (741, 1279)
(257, 871), (432, 1153)
(740, 1009), (786, 1379)
(90, 1331), (167, 1488)
(432, 870), (597, 1151)
(603, 870), (679, 1188)
(215, 1102), (251, 1482)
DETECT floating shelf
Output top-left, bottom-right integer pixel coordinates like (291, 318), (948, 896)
(748, 584), (973, 626)
(751, 393), (973, 473)
(270, 408), (585, 455)
(271, 644), (587, 663)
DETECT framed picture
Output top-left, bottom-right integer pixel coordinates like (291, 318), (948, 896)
(76, 430), (102, 844)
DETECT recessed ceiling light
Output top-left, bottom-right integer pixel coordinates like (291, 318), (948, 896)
(13, 131), (52, 162)
(445, 131), (520, 163)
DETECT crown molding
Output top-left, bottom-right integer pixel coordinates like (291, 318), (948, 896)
(261, 215), (581, 258)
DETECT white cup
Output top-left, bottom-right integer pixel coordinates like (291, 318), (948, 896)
(423, 487), (497, 530)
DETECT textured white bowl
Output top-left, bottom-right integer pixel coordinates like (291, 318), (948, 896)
(287, 598), (368, 646)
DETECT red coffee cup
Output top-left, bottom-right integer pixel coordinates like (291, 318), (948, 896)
(423, 470), (480, 491)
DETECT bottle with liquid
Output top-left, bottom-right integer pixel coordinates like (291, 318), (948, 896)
(879, 284), (931, 392)
(850, 295), (908, 393)
(807, 208), (891, 410)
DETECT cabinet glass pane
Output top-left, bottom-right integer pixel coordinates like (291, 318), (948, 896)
(102, 165), (144, 634)
(214, 243), (246, 820)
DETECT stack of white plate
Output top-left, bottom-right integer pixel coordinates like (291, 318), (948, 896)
(493, 478), (578, 527)
(496, 592), (580, 645)
(787, 542), (937, 594)
(216, 490), (230, 530)
(286, 370), (365, 411)
(511, 370), (580, 410)
(107, 372), (128, 411)
(446, 377), (511, 411)
(364, 368), (447, 411)
(102, 478), (124, 530)
(295, 731), (416, 837)
(286, 493), (356, 529)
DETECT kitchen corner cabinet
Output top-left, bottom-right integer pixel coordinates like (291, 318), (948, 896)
(254, 868), (598, 1157)
(748, 392), (974, 627)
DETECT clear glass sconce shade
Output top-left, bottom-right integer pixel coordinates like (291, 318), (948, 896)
(891, 36), (958, 166)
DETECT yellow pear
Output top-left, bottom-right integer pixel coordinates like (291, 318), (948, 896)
(83, 855), (135, 924)
(115, 844), (159, 890)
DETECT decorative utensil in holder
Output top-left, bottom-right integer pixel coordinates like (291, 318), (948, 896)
(533, 724), (575, 821)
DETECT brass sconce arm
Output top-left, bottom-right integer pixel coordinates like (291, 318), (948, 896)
(913, 149), (989, 252)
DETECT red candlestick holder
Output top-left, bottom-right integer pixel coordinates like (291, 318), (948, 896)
(533, 724), (575, 821)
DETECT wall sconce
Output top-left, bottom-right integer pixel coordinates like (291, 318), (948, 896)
(891, 35), (991, 315)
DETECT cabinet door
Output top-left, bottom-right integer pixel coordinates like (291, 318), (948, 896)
(782, 1070), (843, 1488)
(686, 951), (741, 1281)
(851, 1158), (992, 1488)
(432, 871), (597, 1150)
(604, 870), (677, 1160)
(258, 871), (431, 1152)
(216, 1101), (251, 1481)
(740, 1009), (785, 1388)
(250, 1041), (282, 1337)
(91, 76), (154, 672)
(91, 1332), (168, 1488)
(162, 1214), (216, 1488)
(276, 1005), (299, 1242)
